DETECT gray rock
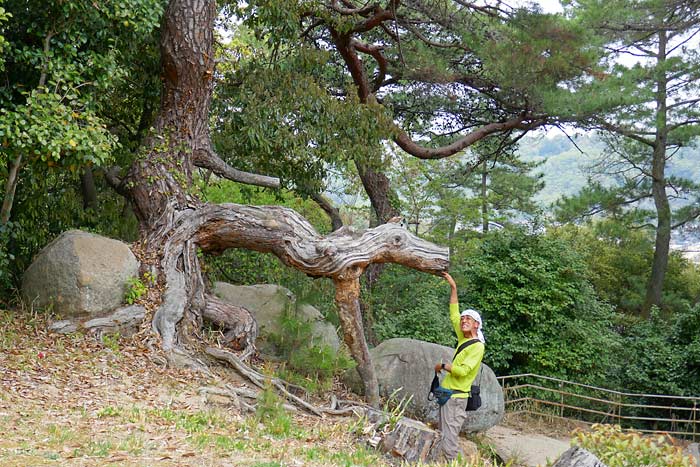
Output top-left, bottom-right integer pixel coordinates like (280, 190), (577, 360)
(212, 282), (340, 353)
(296, 303), (340, 351)
(48, 320), (78, 334)
(344, 337), (504, 433)
(485, 424), (570, 466)
(551, 447), (607, 467)
(213, 283), (293, 337)
(22, 230), (139, 317)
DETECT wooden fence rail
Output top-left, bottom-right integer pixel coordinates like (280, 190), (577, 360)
(497, 373), (700, 440)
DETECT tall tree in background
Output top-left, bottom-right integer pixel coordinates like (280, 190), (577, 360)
(390, 139), (543, 247)
(465, 141), (544, 233)
(559, 0), (700, 316)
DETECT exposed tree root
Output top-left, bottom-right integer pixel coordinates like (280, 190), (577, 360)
(205, 346), (369, 418)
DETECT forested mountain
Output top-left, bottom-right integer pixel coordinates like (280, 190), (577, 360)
(519, 134), (700, 207)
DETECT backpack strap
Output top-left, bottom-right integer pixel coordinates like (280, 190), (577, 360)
(453, 338), (480, 361)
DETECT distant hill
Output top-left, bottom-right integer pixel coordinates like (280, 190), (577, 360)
(517, 133), (700, 207)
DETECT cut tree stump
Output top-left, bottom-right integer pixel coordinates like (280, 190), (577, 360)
(362, 408), (441, 463)
(551, 447), (608, 467)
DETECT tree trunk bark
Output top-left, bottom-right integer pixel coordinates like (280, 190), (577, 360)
(80, 168), (98, 211)
(1, 155), (22, 225)
(643, 30), (670, 318)
(356, 162), (400, 227)
(643, 142), (671, 317)
(481, 164), (489, 233)
(335, 273), (379, 406)
(311, 192), (343, 231)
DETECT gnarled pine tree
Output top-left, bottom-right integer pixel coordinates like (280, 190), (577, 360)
(108, 0), (448, 407)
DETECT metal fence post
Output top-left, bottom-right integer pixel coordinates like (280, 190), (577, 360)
(617, 393), (622, 427)
(559, 381), (564, 418)
(693, 400), (697, 441)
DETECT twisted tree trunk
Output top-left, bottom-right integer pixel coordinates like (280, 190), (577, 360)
(117, 0), (449, 406)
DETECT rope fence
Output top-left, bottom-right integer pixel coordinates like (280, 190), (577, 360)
(497, 373), (700, 440)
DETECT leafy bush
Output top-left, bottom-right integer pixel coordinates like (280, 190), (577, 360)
(551, 222), (700, 315)
(614, 304), (700, 398)
(456, 227), (621, 383)
(613, 310), (686, 396)
(572, 424), (695, 467)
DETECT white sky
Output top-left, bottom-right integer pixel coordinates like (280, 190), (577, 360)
(514, 0), (564, 13)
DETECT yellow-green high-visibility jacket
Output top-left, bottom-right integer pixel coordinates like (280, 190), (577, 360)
(442, 302), (484, 398)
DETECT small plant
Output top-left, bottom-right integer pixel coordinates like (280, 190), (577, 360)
(381, 388), (413, 432)
(255, 383), (293, 438)
(348, 411), (372, 437)
(572, 424), (695, 467)
(101, 332), (121, 353)
(117, 432), (147, 455)
(96, 406), (121, 418)
(268, 310), (355, 393)
(124, 276), (147, 305)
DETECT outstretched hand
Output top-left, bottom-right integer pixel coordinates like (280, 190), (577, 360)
(442, 271), (456, 287)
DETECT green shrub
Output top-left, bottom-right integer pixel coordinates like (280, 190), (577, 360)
(0, 221), (16, 301)
(124, 274), (151, 305)
(551, 222), (700, 316)
(457, 227), (621, 384)
(572, 424), (695, 467)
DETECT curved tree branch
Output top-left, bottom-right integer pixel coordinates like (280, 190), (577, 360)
(393, 116), (546, 159)
(311, 192), (344, 231)
(193, 203), (449, 277)
(193, 148), (280, 189)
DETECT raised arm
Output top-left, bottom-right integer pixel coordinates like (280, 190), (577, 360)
(443, 272), (458, 305)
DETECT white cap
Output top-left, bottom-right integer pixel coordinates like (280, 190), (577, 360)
(460, 308), (485, 343)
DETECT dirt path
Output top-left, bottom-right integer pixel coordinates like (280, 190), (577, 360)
(484, 424), (571, 467)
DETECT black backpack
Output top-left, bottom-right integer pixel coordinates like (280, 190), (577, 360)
(454, 338), (483, 411)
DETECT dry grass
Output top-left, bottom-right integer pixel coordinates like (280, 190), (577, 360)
(0, 308), (392, 467)
(0, 308), (505, 467)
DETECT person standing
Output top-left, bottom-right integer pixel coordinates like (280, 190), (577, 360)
(434, 272), (485, 461)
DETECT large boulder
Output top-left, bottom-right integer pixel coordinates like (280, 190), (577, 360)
(22, 230), (139, 318)
(212, 282), (340, 353)
(344, 337), (504, 433)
